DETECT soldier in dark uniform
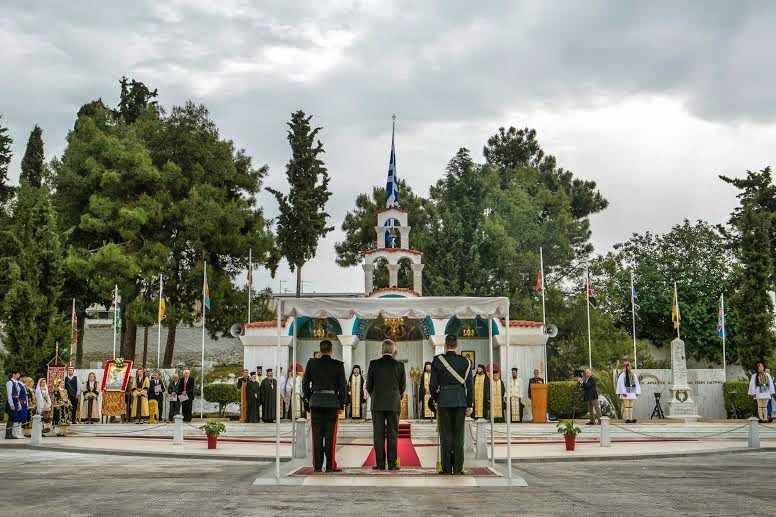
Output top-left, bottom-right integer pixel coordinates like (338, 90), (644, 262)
(429, 334), (474, 475)
(302, 339), (347, 473)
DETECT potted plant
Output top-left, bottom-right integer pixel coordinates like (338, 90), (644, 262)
(556, 420), (582, 451)
(201, 421), (226, 449)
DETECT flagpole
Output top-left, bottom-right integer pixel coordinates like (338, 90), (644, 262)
(721, 293), (727, 381)
(201, 262), (207, 420)
(157, 274), (163, 368)
(674, 282), (680, 339)
(248, 249), (252, 324)
(70, 298), (76, 367)
(630, 270), (637, 369)
(540, 247), (547, 380)
(586, 266), (592, 370)
(112, 284), (118, 359)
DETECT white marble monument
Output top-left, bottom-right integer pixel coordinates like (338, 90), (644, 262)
(666, 338), (701, 422)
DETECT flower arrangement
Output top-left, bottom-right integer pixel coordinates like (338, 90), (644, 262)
(201, 421), (226, 437)
(113, 357), (126, 369)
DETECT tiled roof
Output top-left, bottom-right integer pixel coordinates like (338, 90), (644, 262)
(245, 320), (287, 329)
(364, 247), (423, 256)
(367, 287), (419, 297)
(376, 207), (408, 215)
(501, 319), (544, 328)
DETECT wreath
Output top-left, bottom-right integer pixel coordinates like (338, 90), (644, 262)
(675, 390), (688, 403)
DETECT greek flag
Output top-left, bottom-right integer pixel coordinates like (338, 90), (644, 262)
(385, 117), (398, 247)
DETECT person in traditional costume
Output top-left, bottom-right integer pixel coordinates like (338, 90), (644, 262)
(149, 371), (165, 422)
(260, 369), (278, 423)
(509, 368), (524, 423)
(245, 372), (260, 423)
(347, 365), (367, 420)
(418, 362), (435, 420)
(167, 373), (181, 421)
(52, 378), (71, 436)
(36, 378), (52, 435)
(487, 366), (506, 423)
(286, 363), (305, 420)
(80, 372), (100, 424)
(4, 370), (24, 439)
(748, 363), (775, 423)
(615, 361), (641, 423)
(129, 367), (150, 424)
(22, 377), (36, 436)
(472, 364), (489, 420)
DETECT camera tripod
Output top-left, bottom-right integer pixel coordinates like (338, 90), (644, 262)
(650, 393), (665, 419)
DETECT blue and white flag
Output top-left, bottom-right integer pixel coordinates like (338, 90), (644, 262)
(384, 117), (398, 247)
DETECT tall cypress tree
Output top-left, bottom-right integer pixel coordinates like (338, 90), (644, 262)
(732, 203), (775, 368)
(0, 114), (13, 205)
(266, 110), (333, 297)
(20, 124), (45, 187)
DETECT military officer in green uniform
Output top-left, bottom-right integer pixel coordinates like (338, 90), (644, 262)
(429, 334), (474, 475)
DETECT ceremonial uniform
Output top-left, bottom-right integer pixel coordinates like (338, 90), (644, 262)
(615, 363), (641, 423)
(429, 349), (473, 475)
(347, 366), (366, 419)
(302, 353), (347, 472)
(748, 364), (775, 423)
(418, 362), (435, 420)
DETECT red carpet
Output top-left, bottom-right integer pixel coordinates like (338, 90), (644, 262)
(362, 422), (421, 467)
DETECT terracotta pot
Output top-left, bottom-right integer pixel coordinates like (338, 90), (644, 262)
(207, 433), (218, 449)
(563, 433), (576, 451)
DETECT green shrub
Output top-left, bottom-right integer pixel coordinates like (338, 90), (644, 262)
(203, 383), (240, 417)
(548, 381), (587, 419)
(723, 381), (758, 419)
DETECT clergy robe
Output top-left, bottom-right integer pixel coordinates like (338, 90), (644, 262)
(246, 380), (261, 423)
(259, 378), (278, 423)
(347, 374), (366, 419)
(473, 373), (489, 419)
(130, 375), (150, 419)
(509, 376), (524, 423)
(490, 376), (506, 423)
(236, 376), (249, 422)
(286, 374), (305, 420)
(80, 380), (100, 422)
(418, 370), (435, 419)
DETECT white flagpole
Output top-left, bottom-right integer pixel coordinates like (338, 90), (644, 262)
(630, 270), (637, 369)
(157, 274), (163, 368)
(248, 249), (252, 324)
(586, 267), (592, 370)
(674, 281), (680, 339)
(112, 284), (118, 359)
(201, 262), (207, 419)
(540, 247), (547, 381)
(721, 293), (727, 381)
(275, 299), (282, 483)
(70, 298), (76, 367)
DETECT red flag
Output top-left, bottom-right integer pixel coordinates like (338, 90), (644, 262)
(534, 271), (543, 291)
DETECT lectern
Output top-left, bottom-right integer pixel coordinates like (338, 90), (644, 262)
(530, 383), (548, 423)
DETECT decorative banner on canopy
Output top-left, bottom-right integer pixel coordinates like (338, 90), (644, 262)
(280, 296), (510, 320)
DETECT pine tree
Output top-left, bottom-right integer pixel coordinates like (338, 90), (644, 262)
(20, 124), (45, 187)
(266, 111), (333, 297)
(0, 114), (13, 205)
(0, 181), (69, 378)
(732, 203), (775, 368)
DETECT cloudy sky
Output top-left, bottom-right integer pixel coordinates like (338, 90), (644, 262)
(2, 1), (776, 294)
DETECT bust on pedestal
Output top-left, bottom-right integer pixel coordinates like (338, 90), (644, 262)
(667, 337), (701, 422)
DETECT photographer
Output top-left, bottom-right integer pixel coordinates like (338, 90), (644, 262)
(576, 368), (601, 425)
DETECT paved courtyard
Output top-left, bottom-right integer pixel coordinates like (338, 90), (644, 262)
(3, 448), (775, 515)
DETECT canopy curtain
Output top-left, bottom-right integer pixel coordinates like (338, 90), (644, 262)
(278, 296), (510, 319)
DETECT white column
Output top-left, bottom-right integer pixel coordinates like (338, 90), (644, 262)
(398, 226), (411, 249)
(387, 264), (399, 288)
(411, 263), (424, 295)
(429, 335), (446, 356)
(375, 226), (386, 248)
(338, 335), (359, 378)
(362, 263), (374, 295)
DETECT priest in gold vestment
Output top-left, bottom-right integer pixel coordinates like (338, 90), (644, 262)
(489, 367), (506, 423)
(472, 364), (489, 419)
(129, 367), (150, 423)
(418, 361), (435, 419)
(347, 365), (366, 419)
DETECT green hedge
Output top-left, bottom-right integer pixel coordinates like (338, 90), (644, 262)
(548, 381), (588, 419)
(723, 381), (758, 419)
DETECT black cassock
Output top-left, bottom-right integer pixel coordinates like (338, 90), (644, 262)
(259, 378), (277, 423)
(246, 380), (261, 423)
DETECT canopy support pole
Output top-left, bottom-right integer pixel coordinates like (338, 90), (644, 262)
(274, 299), (281, 483)
(291, 309), (298, 455)
(505, 309), (512, 480)
(488, 319), (495, 468)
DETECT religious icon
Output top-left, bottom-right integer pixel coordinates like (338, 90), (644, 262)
(102, 359), (133, 391)
(462, 351), (475, 365)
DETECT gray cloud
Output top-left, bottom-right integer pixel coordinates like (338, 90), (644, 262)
(2, 0), (775, 293)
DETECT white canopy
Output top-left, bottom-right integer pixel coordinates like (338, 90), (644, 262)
(278, 296), (510, 319)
